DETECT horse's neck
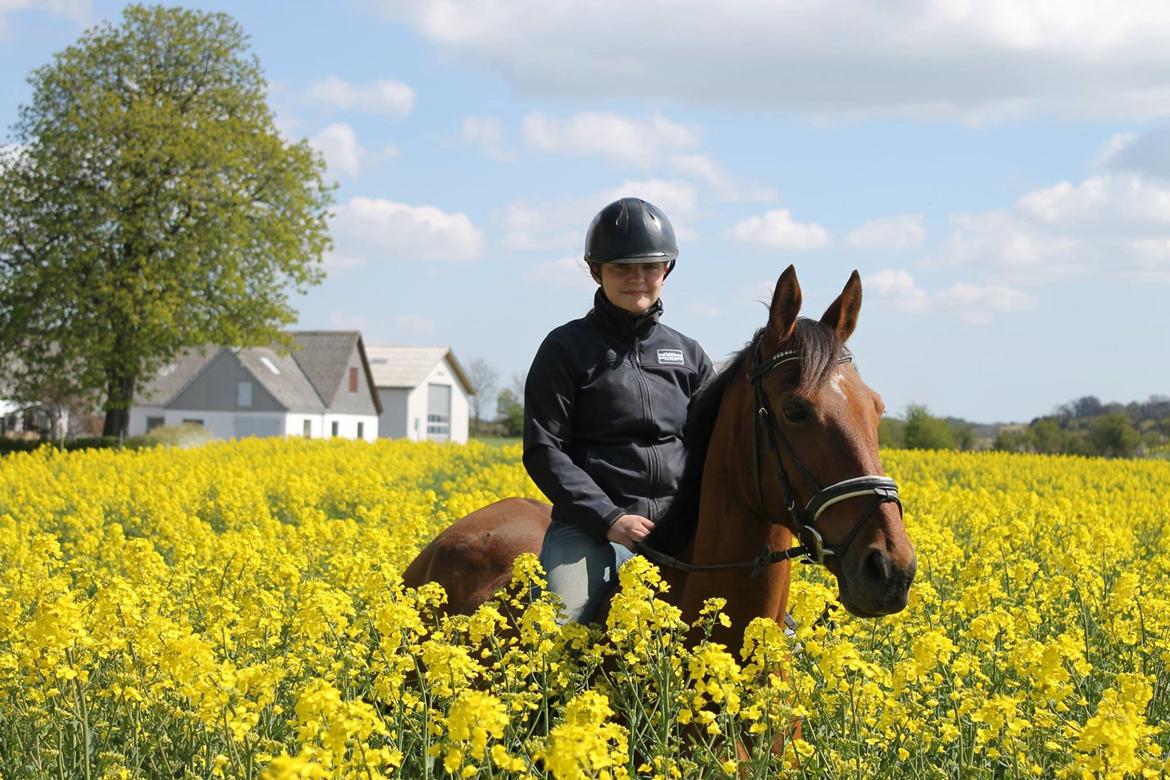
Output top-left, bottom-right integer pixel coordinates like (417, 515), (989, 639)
(676, 376), (795, 650)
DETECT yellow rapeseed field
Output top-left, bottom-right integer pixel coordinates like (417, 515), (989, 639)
(0, 439), (1167, 779)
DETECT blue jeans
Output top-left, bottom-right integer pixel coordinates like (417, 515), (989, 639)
(539, 519), (635, 624)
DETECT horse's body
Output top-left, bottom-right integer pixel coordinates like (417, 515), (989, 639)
(402, 266), (916, 654)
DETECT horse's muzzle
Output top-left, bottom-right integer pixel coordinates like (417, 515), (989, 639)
(839, 546), (917, 617)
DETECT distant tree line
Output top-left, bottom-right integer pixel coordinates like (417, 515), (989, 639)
(991, 395), (1168, 459)
(878, 396), (1168, 459)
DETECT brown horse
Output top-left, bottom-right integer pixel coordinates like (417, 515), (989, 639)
(402, 265), (916, 653)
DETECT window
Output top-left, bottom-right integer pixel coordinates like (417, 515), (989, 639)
(238, 381), (253, 408)
(259, 356), (280, 374)
(182, 418), (204, 427)
(303, 419), (311, 438)
(146, 416), (164, 432)
(357, 421), (364, 439)
(331, 421), (339, 437)
(426, 414), (449, 435)
(349, 367), (359, 392)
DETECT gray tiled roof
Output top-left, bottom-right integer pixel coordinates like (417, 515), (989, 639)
(236, 346), (325, 411)
(134, 331), (381, 413)
(135, 346), (221, 406)
(289, 331), (360, 407)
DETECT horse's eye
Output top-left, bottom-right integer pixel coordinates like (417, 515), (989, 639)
(782, 400), (810, 423)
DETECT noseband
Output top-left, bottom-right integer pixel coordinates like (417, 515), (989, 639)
(748, 344), (902, 564)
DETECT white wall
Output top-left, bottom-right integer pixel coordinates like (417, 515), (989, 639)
(133, 409), (241, 440)
(401, 358), (470, 444)
(129, 407), (376, 441)
(323, 412), (378, 442)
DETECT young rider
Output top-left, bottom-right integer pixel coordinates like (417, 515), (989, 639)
(523, 197), (714, 623)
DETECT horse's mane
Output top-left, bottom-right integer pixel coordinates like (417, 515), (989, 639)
(645, 317), (844, 556)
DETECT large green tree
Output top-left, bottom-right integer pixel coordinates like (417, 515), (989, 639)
(0, 5), (333, 437)
(902, 404), (957, 451)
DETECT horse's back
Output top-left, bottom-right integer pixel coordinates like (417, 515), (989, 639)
(401, 497), (552, 614)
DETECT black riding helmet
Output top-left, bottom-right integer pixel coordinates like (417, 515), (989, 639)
(584, 197), (678, 275)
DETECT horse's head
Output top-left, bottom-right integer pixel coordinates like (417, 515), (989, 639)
(753, 265), (916, 617)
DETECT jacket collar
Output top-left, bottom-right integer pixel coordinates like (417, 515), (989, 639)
(591, 287), (662, 339)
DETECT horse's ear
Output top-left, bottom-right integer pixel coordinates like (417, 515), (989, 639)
(821, 270), (862, 342)
(766, 265), (802, 346)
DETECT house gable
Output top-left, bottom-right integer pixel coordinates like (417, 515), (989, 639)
(169, 350), (287, 413)
(366, 346), (474, 396)
(290, 332), (381, 415)
(319, 341), (379, 415)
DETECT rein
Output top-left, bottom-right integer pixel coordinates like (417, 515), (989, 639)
(640, 341), (903, 578)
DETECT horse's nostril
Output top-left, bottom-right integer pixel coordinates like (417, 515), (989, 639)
(862, 549), (892, 587)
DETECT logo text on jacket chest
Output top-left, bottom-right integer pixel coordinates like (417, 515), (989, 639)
(656, 349), (685, 366)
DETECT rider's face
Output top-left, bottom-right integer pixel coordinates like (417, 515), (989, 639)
(598, 261), (668, 315)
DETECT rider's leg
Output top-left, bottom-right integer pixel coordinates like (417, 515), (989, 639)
(539, 519), (633, 624)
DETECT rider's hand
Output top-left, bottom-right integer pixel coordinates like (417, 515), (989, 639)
(606, 513), (655, 551)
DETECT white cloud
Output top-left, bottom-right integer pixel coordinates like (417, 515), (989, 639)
(1098, 125), (1170, 179)
(0, 0), (89, 34)
(522, 256), (596, 289)
(305, 76), (415, 116)
(500, 179), (700, 253)
(462, 116), (516, 161)
(932, 172), (1170, 283)
(523, 111), (698, 167)
(311, 123), (364, 177)
(868, 269), (930, 312)
(727, 209), (829, 250)
(520, 111), (773, 202)
(328, 196), (484, 268)
(309, 124), (398, 178)
(1017, 175), (1170, 228)
(935, 283), (1037, 324)
(845, 214), (927, 250)
(376, 0), (1170, 122)
(867, 268), (1033, 323)
(667, 153), (777, 203)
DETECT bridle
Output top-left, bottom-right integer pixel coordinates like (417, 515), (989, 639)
(747, 343), (902, 566)
(637, 340), (902, 577)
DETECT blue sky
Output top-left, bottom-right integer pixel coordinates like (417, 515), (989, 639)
(3, 0), (1169, 423)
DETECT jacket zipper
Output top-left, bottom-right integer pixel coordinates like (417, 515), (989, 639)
(633, 336), (659, 519)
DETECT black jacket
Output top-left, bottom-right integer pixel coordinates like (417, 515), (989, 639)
(523, 289), (714, 541)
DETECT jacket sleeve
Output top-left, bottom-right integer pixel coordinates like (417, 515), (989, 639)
(692, 343), (716, 396)
(523, 335), (626, 542)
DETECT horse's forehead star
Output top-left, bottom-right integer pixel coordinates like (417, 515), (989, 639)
(828, 371), (848, 401)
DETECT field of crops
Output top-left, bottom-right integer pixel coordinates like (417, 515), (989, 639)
(0, 439), (1167, 779)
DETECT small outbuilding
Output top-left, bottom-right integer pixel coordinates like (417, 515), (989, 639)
(129, 331), (381, 440)
(366, 346), (473, 443)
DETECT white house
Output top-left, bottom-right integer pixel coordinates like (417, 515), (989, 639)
(366, 346), (474, 443)
(129, 331), (382, 441)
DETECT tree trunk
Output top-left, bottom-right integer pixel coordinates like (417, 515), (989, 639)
(101, 374), (135, 439)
